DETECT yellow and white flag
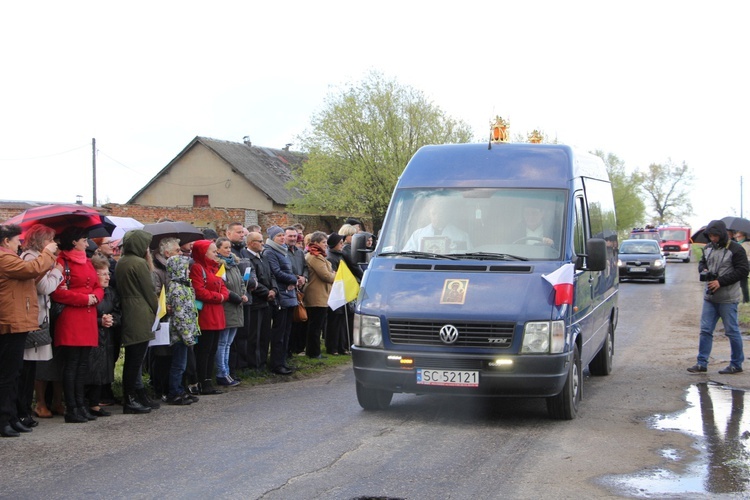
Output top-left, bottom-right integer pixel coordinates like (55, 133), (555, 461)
(152, 285), (168, 331)
(216, 263), (226, 281)
(327, 261), (360, 311)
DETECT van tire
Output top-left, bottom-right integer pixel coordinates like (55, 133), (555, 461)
(547, 344), (581, 420)
(589, 323), (613, 376)
(356, 381), (393, 411)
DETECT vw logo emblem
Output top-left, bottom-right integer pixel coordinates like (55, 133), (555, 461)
(439, 324), (459, 344)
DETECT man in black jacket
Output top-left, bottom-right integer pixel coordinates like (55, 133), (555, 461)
(285, 227), (308, 357)
(235, 232), (277, 372)
(688, 220), (749, 375)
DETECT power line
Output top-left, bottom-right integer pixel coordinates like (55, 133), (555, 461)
(0, 144), (89, 161)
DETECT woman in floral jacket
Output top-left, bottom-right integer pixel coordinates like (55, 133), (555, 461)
(166, 254), (200, 405)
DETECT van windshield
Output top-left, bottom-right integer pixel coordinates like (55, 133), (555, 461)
(379, 188), (567, 260)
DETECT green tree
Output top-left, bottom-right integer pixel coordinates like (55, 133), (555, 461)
(638, 159), (694, 225)
(593, 150), (646, 234)
(290, 72), (474, 230)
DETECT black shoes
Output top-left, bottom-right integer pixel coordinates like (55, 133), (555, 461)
(719, 365), (743, 375)
(9, 419), (32, 433)
(200, 380), (223, 395)
(19, 415), (38, 428)
(1, 423), (20, 437)
(273, 366), (293, 375)
(89, 407), (112, 417)
(687, 364), (707, 373)
(64, 411), (88, 423)
(135, 389), (161, 409)
(123, 395), (151, 414)
(166, 394), (192, 406)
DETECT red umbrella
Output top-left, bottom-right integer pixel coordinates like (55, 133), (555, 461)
(3, 204), (115, 237)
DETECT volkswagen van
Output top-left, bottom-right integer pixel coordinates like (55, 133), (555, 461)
(350, 141), (619, 420)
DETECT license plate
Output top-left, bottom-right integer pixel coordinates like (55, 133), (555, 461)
(629, 267), (647, 273)
(416, 368), (479, 387)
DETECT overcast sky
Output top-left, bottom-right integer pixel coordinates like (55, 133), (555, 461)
(1, 1), (747, 231)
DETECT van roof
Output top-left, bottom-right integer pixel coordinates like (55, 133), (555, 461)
(398, 143), (609, 189)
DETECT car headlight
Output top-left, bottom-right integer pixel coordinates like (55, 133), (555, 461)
(522, 321), (565, 353)
(353, 313), (383, 348)
(617, 259), (623, 267)
(653, 260), (663, 268)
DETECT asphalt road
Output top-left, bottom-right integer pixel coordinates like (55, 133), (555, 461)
(1, 261), (744, 499)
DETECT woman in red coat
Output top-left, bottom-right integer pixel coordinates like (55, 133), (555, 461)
(190, 239), (229, 395)
(50, 227), (103, 423)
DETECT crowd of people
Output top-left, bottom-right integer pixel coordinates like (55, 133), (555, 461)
(0, 217), (371, 437)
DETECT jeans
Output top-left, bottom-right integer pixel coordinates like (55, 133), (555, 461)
(168, 342), (189, 398)
(215, 327), (237, 378)
(698, 300), (744, 368)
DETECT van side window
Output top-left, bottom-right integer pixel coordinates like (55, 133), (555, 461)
(573, 196), (586, 256)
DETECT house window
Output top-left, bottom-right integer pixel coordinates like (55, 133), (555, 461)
(193, 195), (210, 207)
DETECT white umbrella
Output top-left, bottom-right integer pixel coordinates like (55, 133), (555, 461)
(107, 216), (144, 240)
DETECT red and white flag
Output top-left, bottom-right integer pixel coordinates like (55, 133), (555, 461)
(543, 263), (574, 306)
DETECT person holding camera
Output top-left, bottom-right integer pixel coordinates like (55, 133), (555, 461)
(688, 220), (749, 375)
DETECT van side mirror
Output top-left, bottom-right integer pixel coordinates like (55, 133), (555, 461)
(575, 238), (607, 272)
(350, 233), (370, 265)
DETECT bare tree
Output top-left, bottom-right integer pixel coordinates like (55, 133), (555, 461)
(638, 159), (694, 225)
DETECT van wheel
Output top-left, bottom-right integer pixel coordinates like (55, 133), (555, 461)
(547, 344), (581, 420)
(356, 381), (393, 410)
(683, 256), (691, 263)
(589, 323), (613, 376)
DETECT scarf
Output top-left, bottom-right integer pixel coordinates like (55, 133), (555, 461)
(61, 249), (88, 265)
(219, 253), (238, 268)
(308, 243), (326, 257)
(264, 239), (288, 256)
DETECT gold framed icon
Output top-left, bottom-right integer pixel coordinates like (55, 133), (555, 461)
(440, 279), (468, 304)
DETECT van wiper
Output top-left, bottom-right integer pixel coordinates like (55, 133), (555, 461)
(448, 252), (529, 261)
(378, 251), (459, 260)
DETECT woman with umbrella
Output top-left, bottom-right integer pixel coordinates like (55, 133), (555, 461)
(0, 224), (58, 437)
(51, 226), (104, 423)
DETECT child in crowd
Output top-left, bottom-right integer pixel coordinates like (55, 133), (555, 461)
(165, 255), (201, 405)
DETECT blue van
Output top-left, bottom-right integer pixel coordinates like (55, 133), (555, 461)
(350, 142), (619, 419)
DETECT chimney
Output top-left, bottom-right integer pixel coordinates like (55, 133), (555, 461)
(243, 136), (252, 147)
(284, 143), (292, 152)
(75, 195), (83, 205)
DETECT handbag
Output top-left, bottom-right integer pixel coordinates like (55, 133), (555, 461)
(26, 297), (52, 351)
(26, 320), (52, 350)
(293, 290), (307, 323)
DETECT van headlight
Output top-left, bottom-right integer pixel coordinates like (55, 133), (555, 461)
(522, 321), (565, 353)
(353, 313), (383, 348)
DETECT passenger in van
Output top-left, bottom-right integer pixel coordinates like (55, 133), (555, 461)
(403, 202), (471, 252)
(512, 205), (556, 247)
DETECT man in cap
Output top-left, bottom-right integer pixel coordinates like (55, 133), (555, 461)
(688, 219), (749, 374)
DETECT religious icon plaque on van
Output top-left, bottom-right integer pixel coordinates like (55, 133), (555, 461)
(440, 279), (468, 304)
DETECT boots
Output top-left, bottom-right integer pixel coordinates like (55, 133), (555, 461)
(77, 407), (97, 421)
(123, 394), (151, 414)
(200, 379), (223, 395)
(135, 388), (161, 410)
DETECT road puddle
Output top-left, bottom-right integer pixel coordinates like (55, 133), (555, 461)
(603, 382), (750, 498)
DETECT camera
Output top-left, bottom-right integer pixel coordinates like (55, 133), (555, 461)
(699, 271), (717, 282)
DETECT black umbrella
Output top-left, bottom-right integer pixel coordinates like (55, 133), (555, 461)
(691, 226), (709, 244)
(142, 221), (204, 250)
(721, 216), (750, 235)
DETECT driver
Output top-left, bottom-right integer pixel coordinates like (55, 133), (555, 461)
(513, 205), (555, 246)
(403, 202), (471, 252)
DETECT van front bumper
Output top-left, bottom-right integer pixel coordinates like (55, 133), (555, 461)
(352, 347), (570, 398)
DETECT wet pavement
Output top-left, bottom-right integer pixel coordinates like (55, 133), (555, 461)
(602, 382), (750, 498)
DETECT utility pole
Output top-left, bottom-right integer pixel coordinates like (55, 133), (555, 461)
(741, 176), (744, 218)
(92, 138), (97, 207)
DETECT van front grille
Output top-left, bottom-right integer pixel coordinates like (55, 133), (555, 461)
(388, 320), (515, 348)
